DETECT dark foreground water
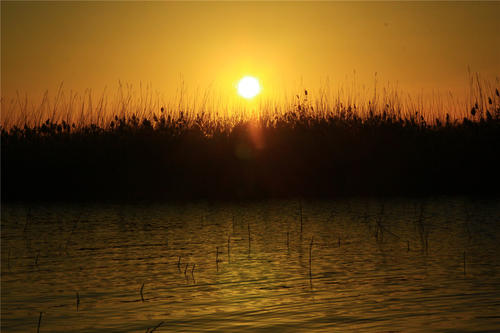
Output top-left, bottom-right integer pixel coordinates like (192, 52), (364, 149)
(1, 198), (499, 332)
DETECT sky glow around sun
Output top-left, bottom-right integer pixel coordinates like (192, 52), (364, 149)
(1, 2), (499, 110)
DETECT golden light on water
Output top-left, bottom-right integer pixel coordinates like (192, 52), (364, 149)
(237, 76), (261, 99)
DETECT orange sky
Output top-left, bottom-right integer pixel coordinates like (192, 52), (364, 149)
(2, 1), (499, 107)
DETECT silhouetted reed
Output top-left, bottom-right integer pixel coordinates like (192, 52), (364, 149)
(416, 203), (430, 254)
(309, 236), (314, 277)
(140, 283), (145, 302)
(34, 251), (40, 266)
(248, 223), (251, 256)
(37, 312), (42, 333)
(2, 81), (499, 202)
(286, 231), (290, 252)
(216, 246), (222, 271)
(463, 251), (467, 276)
(76, 292), (80, 311)
(299, 201), (303, 234)
(145, 321), (164, 333)
(227, 235), (231, 263)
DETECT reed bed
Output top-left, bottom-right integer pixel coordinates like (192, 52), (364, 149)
(1, 79), (499, 201)
(2, 74), (498, 131)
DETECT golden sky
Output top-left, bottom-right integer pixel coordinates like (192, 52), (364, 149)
(2, 1), (499, 106)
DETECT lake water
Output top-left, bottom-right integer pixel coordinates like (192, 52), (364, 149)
(2, 198), (500, 332)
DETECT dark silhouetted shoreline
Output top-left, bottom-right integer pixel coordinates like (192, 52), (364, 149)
(2, 99), (499, 202)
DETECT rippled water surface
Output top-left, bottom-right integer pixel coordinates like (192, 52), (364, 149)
(2, 198), (500, 332)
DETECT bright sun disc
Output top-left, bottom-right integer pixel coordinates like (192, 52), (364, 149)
(237, 76), (261, 99)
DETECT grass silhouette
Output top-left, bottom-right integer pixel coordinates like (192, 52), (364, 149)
(2, 83), (499, 201)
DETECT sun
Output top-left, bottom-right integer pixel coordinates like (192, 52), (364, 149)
(237, 76), (261, 99)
